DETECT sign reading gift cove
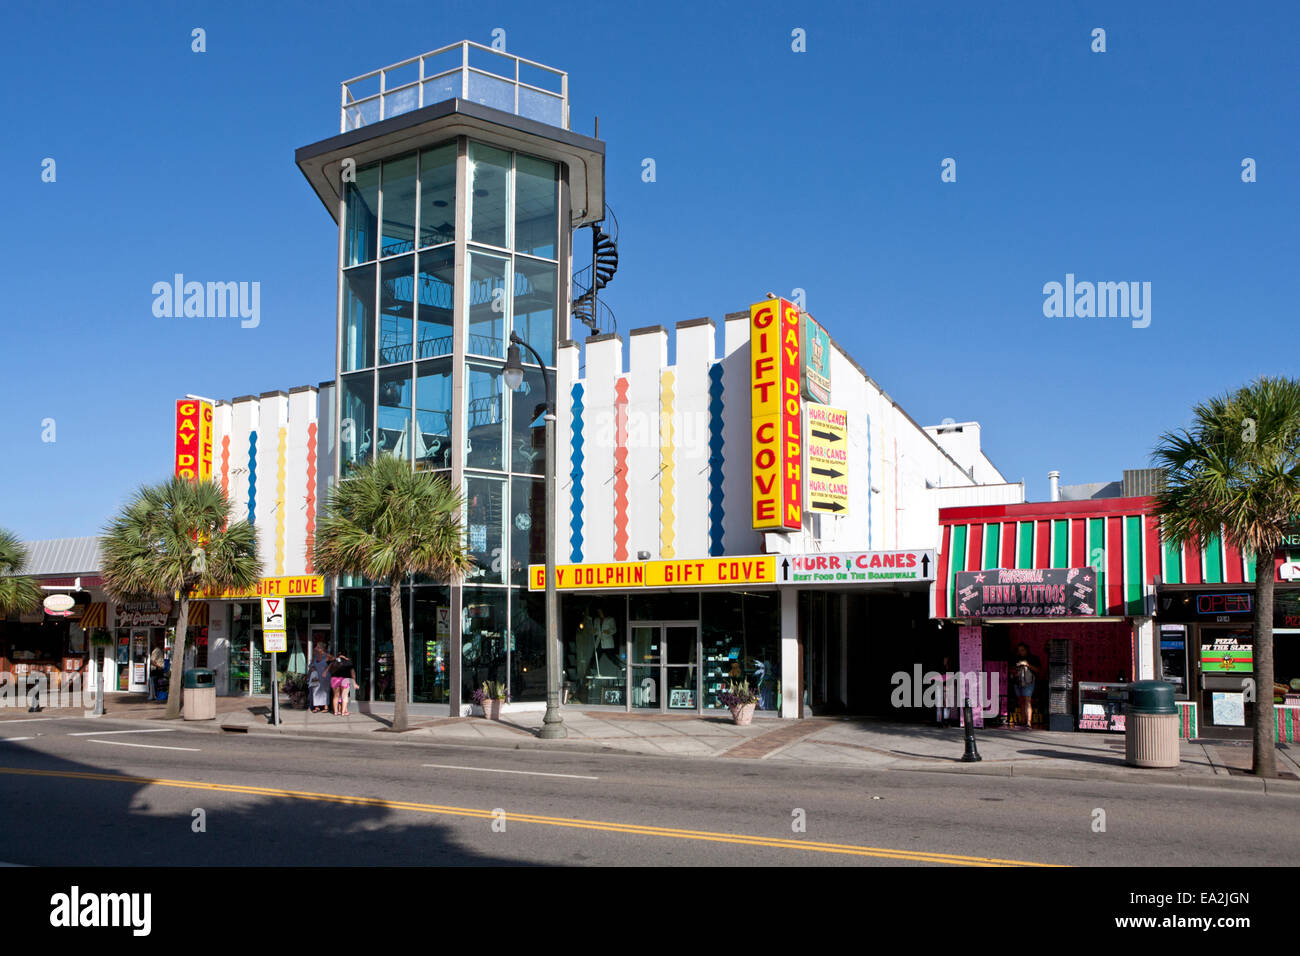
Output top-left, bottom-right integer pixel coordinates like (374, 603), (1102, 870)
(750, 298), (803, 531)
(529, 557), (778, 591)
(175, 399), (213, 482)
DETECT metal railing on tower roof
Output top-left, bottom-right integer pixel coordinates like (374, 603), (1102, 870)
(341, 40), (569, 133)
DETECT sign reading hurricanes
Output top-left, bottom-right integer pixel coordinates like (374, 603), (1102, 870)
(750, 298), (803, 531)
(806, 404), (849, 515)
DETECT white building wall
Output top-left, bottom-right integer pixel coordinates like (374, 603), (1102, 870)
(553, 311), (1014, 563)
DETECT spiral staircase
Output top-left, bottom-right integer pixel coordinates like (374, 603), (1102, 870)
(571, 205), (619, 337)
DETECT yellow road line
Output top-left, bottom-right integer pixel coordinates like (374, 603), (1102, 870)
(0, 767), (1061, 866)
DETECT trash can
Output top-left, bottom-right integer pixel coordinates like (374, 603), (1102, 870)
(182, 668), (216, 721)
(1125, 680), (1179, 768)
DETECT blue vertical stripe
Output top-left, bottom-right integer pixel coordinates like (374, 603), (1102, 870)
(247, 430), (258, 524)
(707, 363), (725, 556)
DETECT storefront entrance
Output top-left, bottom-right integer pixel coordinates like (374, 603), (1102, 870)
(629, 622), (699, 712)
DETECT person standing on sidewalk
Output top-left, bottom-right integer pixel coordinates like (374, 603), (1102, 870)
(308, 644), (333, 713)
(330, 653), (356, 716)
(1010, 643), (1042, 729)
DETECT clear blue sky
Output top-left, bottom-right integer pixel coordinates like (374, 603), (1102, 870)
(2, 0), (1296, 540)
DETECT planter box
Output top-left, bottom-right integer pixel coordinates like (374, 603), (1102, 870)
(481, 699), (503, 720)
(729, 702), (757, 726)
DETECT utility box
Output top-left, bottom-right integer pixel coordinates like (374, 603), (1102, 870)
(1125, 680), (1179, 768)
(182, 668), (216, 721)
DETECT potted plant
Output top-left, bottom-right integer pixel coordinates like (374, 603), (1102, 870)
(473, 680), (507, 720)
(719, 680), (759, 726)
(282, 672), (309, 710)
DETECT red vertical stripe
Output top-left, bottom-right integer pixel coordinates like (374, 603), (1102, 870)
(936, 526), (950, 617)
(1070, 518), (1087, 569)
(1035, 520), (1051, 568)
(1222, 540), (1243, 584)
(968, 523), (984, 571)
(1183, 536), (1203, 585)
(1145, 515), (1161, 586)
(1107, 516), (1125, 614)
(1001, 521), (1017, 569)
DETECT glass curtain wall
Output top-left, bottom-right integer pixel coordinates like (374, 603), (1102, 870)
(338, 138), (559, 706)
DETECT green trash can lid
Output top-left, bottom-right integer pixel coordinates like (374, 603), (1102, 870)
(1128, 680), (1177, 714)
(183, 668), (216, 688)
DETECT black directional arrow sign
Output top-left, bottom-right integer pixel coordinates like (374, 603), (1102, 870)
(810, 428), (842, 442)
(811, 466), (844, 479)
(811, 500), (846, 512)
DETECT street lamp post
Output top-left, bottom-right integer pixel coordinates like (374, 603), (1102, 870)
(504, 331), (566, 738)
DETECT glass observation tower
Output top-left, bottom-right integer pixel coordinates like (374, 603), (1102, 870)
(295, 40), (610, 714)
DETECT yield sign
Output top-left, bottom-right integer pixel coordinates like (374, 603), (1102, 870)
(261, 597), (285, 630)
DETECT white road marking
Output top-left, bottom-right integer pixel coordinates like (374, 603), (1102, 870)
(68, 728), (177, 737)
(0, 717), (78, 724)
(422, 763), (598, 780)
(0, 737), (34, 742)
(91, 740), (201, 752)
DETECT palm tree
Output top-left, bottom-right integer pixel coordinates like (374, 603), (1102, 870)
(101, 477), (261, 719)
(312, 454), (472, 731)
(1153, 376), (1300, 777)
(0, 529), (43, 616)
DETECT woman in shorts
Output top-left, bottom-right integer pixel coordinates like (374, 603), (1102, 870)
(330, 653), (356, 716)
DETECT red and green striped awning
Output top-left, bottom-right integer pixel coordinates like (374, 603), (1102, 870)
(936, 496), (1298, 619)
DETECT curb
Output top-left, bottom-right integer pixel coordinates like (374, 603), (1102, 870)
(43, 713), (1300, 791)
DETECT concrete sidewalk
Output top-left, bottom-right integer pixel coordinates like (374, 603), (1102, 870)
(10, 695), (1300, 790)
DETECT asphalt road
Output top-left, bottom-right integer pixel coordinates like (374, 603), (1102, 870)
(1, 715), (1297, 867)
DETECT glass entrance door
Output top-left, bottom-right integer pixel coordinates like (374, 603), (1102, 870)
(628, 622), (699, 713)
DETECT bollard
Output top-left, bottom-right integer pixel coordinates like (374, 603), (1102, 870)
(961, 697), (982, 762)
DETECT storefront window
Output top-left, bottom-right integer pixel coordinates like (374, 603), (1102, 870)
(509, 477), (545, 588)
(378, 255), (414, 364)
(464, 476), (505, 584)
(513, 154), (557, 259)
(373, 587), (412, 702)
(510, 589), (546, 702)
(463, 586), (508, 700)
(227, 602), (253, 695)
(468, 142), (510, 249)
(1200, 626), (1253, 729)
(465, 364), (505, 470)
(343, 265), (376, 372)
(509, 366), (547, 476)
(466, 251), (507, 358)
(377, 367), (412, 461)
(337, 590), (371, 702)
(344, 163), (379, 266)
(414, 360), (452, 471)
(416, 247), (454, 359)
(412, 586), (452, 704)
(418, 144), (456, 249)
(512, 259), (556, 366)
(561, 594), (627, 706)
(630, 592), (699, 622)
(380, 154), (417, 256)
(701, 592), (780, 711)
(340, 373), (374, 476)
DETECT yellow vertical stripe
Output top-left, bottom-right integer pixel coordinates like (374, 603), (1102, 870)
(659, 371), (676, 558)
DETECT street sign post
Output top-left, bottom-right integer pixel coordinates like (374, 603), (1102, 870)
(261, 597), (287, 726)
